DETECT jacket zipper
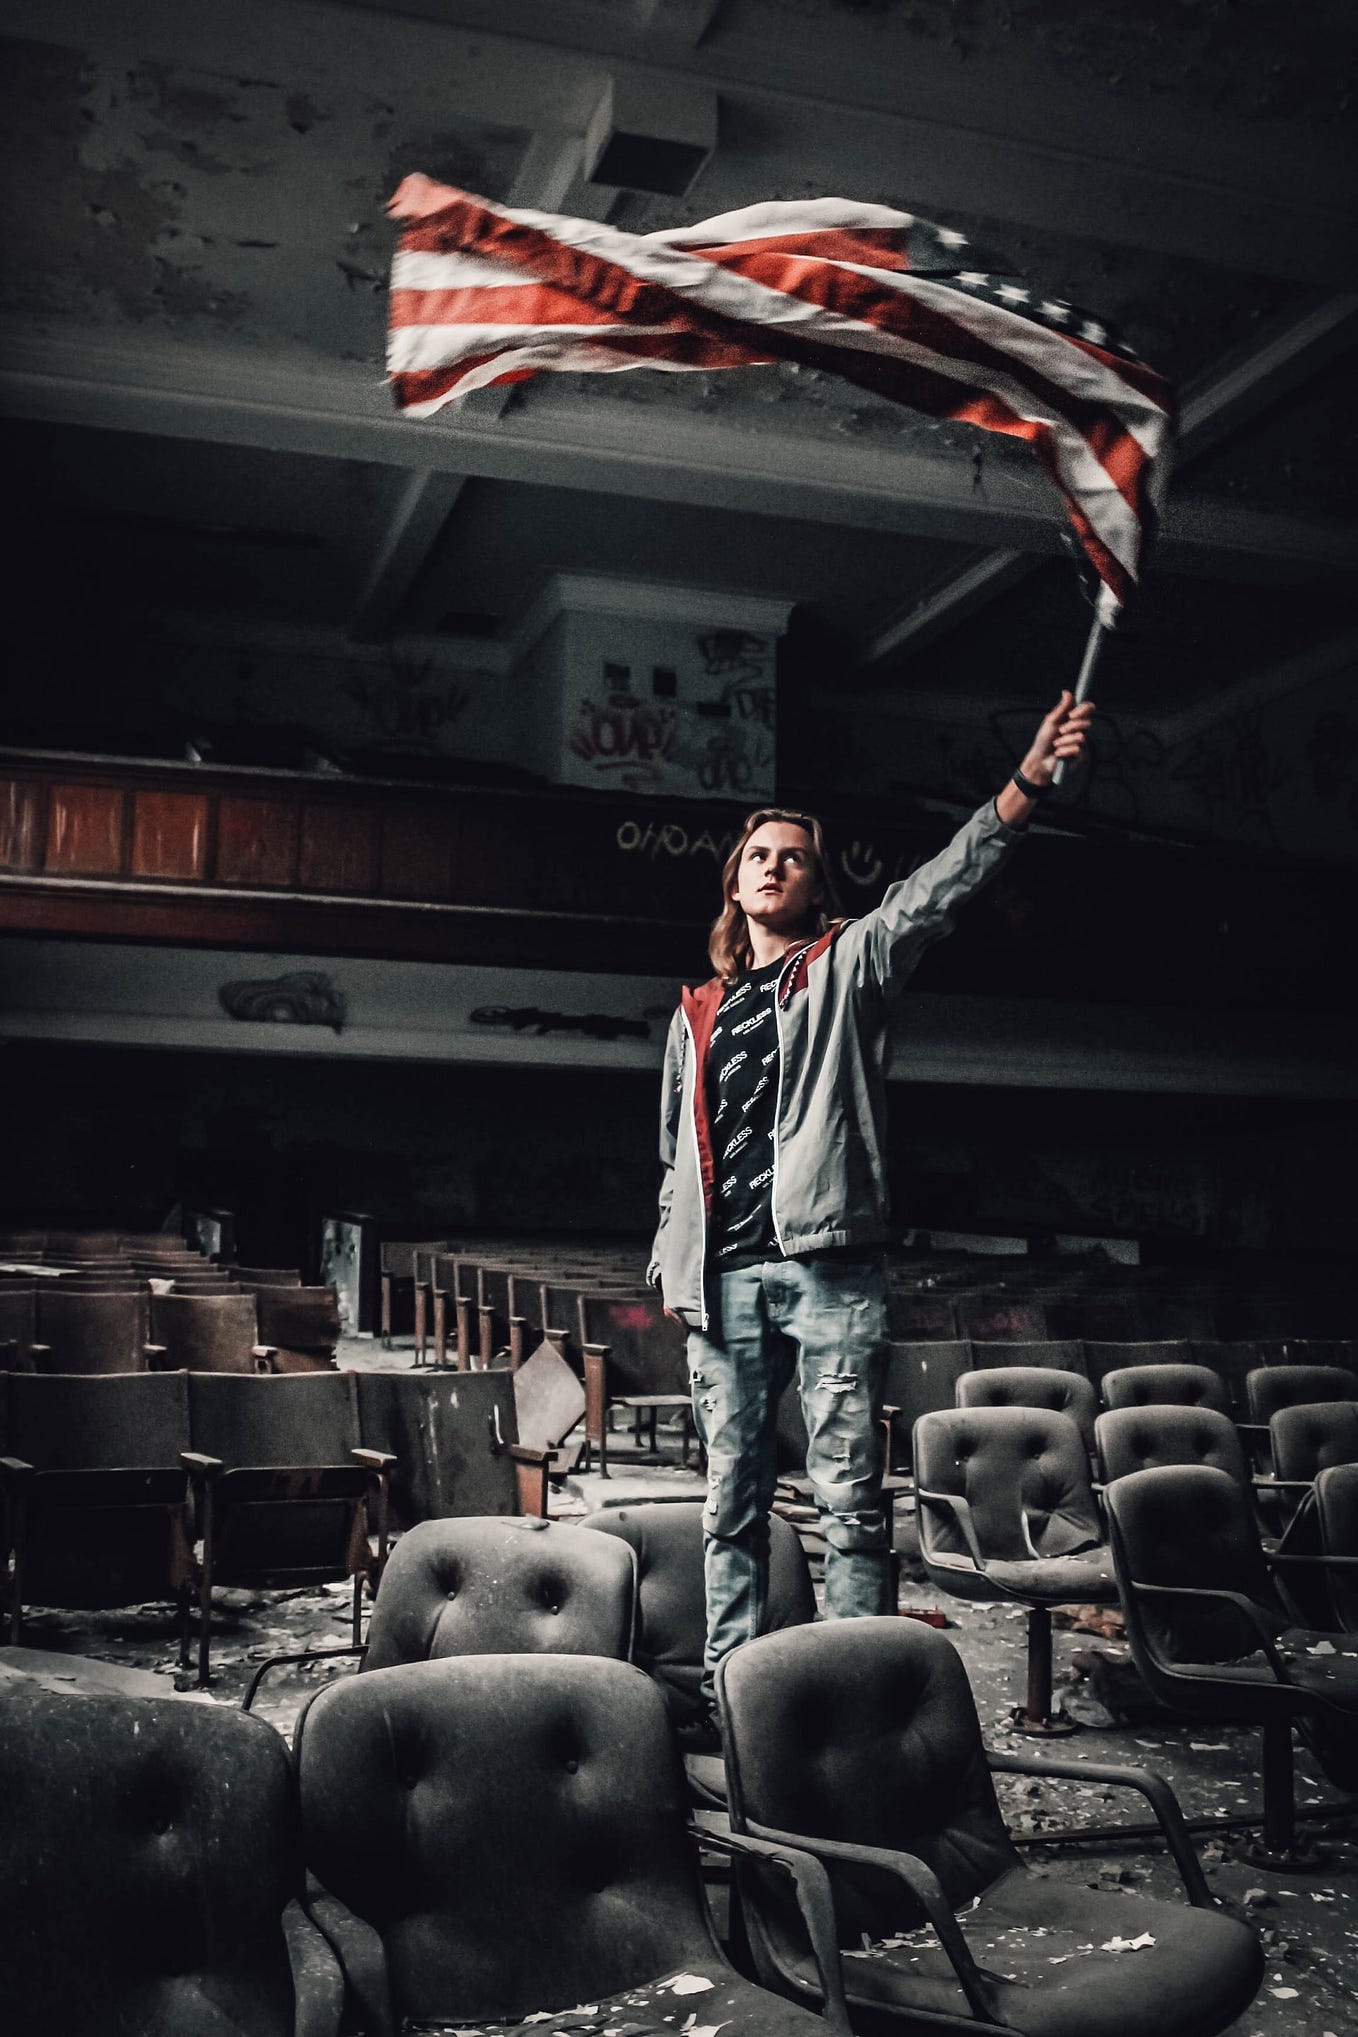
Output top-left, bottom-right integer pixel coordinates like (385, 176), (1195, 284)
(769, 950), (802, 1256)
(681, 1007), (709, 1330)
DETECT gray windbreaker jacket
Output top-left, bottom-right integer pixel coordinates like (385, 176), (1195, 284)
(648, 799), (1025, 1326)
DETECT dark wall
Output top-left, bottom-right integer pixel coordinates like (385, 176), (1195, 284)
(5, 1039), (1353, 1264)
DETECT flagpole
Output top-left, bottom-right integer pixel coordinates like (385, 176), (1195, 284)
(1050, 605), (1109, 789)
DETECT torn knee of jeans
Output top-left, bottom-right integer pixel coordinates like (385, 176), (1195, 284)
(814, 1371), (858, 1394)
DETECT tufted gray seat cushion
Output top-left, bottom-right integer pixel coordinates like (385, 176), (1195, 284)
(363, 1515), (636, 1670)
(579, 1498), (813, 1727)
(1246, 1364), (1357, 1426)
(956, 1366), (1098, 1455)
(1269, 1399), (1358, 1484)
(1101, 1363), (1231, 1415)
(0, 1683), (332, 2036)
(1096, 1403), (1249, 1489)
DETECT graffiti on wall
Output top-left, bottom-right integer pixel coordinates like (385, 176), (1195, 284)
(616, 817), (737, 863)
(344, 646), (472, 749)
(569, 694), (678, 788)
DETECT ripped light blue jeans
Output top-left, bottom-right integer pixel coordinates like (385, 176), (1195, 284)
(687, 1252), (891, 1702)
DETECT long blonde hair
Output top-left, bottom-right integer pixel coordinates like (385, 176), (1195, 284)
(708, 807), (841, 983)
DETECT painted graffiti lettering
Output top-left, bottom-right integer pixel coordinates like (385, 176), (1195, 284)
(616, 819), (736, 862)
(570, 693), (675, 785)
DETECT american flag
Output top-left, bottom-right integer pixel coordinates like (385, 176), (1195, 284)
(387, 174), (1174, 609)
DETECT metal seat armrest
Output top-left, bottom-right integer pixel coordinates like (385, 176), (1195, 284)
(143, 1343), (169, 1368)
(1132, 1579), (1292, 1683)
(350, 1448), (396, 1473)
(180, 1451), (224, 1478)
(301, 1885), (396, 2037)
(916, 1485), (996, 1580)
(281, 1895), (347, 2037)
(741, 1818), (998, 2025)
(0, 1455), (35, 1484)
(242, 1643), (367, 1712)
(690, 1813), (851, 2034)
(987, 1749), (1210, 1906)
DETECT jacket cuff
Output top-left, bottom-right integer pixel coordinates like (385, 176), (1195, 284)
(988, 795), (1029, 839)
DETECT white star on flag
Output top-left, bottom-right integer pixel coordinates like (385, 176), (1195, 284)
(997, 283), (1030, 303)
(1040, 301), (1070, 322)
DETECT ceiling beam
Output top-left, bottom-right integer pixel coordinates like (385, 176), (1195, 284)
(347, 469), (469, 642)
(859, 294), (1358, 667)
(4, 325), (1350, 578)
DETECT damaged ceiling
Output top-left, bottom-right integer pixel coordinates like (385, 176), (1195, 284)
(0, 0), (1354, 814)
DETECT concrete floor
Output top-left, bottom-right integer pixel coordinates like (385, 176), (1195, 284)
(10, 1332), (1358, 2033)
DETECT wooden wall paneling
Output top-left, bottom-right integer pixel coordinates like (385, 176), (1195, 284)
(130, 789), (209, 881)
(216, 797), (301, 888)
(380, 805), (454, 902)
(0, 778), (43, 872)
(299, 803), (378, 894)
(45, 782), (128, 876)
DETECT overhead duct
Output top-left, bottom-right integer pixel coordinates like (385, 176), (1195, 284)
(583, 73), (717, 196)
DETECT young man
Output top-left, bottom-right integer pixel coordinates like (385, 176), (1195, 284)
(648, 690), (1095, 1718)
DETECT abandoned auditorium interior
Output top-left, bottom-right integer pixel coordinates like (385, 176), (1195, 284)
(2, 2), (1357, 2032)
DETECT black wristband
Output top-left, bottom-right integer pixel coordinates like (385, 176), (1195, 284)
(1012, 767), (1051, 802)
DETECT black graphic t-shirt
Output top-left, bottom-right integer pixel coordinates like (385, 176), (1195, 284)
(707, 957), (785, 1271)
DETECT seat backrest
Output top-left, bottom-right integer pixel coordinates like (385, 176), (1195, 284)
(233, 1267), (303, 1286)
(0, 1684), (300, 2036)
(1096, 1403), (1248, 1488)
(956, 1366), (1098, 1454)
(576, 1291), (688, 1396)
(1269, 1400), (1358, 1484)
(1082, 1339), (1190, 1387)
(34, 1288), (147, 1373)
(7, 1371), (191, 1469)
(363, 1516), (636, 1670)
(913, 1405), (1101, 1563)
(251, 1286), (341, 1350)
(580, 1499), (814, 1727)
(187, 1371), (358, 1467)
(1104, 1463), (1280, 1666)
(969, 1338), (1087, 1376)
(718, 1618), (1017, 1943)
(151, 1292), (261, 1373)
(1101, 1362), (1231, 1415)
(294, 1655), (714, 2026)
(1246, 1364), (1358, 1425)
(1315, 1465), (1358, 1629)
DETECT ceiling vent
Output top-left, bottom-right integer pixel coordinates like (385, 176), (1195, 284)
(583, 73), (717, 196)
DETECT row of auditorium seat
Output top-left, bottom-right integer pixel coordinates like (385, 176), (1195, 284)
(0, 1369), (392, 1685)
(910, 1355), (1358, 1849)
(1, 1508), (1268, 2035)
(0, 1273), (339, 1374)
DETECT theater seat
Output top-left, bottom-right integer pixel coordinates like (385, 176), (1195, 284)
(914, 1405), (1117, 1731)
(0, 1682), (342, 2037)
(716, 1619), (1262, 2037)
(1106, 1463), (1358, 1854)
(294, 1655), (846, 2035)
